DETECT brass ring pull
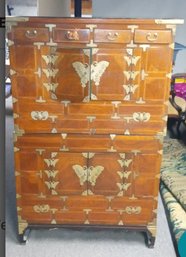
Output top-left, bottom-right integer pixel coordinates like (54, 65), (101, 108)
(66, 30), (79, 40)
(106, 32), (119, 41)
(25, 30), (37, 38)
(146, 32), (158, 42)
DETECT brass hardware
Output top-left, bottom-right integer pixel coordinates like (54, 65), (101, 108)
(141, 69), (148, 80)
(34, 68), (42, 78)
(25, 29), (37, 38)
(129, 194), (137, 200)
(61, 100), (71, 107)
(46, 38), (58, 47)
(86, 116), (96, 122)
(127, 40), (137, 48)
(110, 134), (116, 140)
(66, 30), (79, 40)
(82, 189), (94, 195)
(86, 39), (97, 47)
(14, 147), (20, 152)
(111, 113), (120, 120)
(51, 219), (57, 224)
(12, 97), (18, 104)
(117, 183), (131, 195)
(72, 61), (109, 88)
(111, 101), (121, 108)
(123, 116), (133, 123)
(126, 48), (133, 55)
(158, 150), (163, 155)
(43, 68), (59, 78)
(61, 133), (67, 139)
(136, 97), (146, 104)
(45, 181), (59, 190)
(169, 43), (175, 49)
(72, 165), (104, 186)
(38, 193), (46, 199)
(42, 55), (58, 65)
(106, 32), (119, 41)
(8, 40), (14, 46)
(33, 204), (50, 213)
(15, 171), (21, 176)
(45, 23), (56, 31)
(35, 149), (45, 155)
(118, 220), (124, 226)
(18, 222), (28, 235)
(83, 94), (97, 102)
(86, 24), (97, 32)
(10, 69), (16, 76)
(16, 194), (21, 199)
(44, 158), (59, 167)
(127, 25), (139, 32)
(123, 84), (138, 94)
(31, 111), (49, 121)
(124, 56), (140, 66)
(139, 44), (150, 51)
(118, 159), (132, 168)
(44, 170), (59, 178)
(14, 125), (25, 137)
(51, 128), (57, 133)
(59, 145), (69, 152)
(107, 146), (117, 152)
(133, 112), (151, 122)
(124, 71), (139, 80)
(131, 150), (141, 155)
(17, 206), (22, 212)
(72, 62), (89, 88)
(166, 73), (172, 79)
(117, 171), (132, 179)
(35, 96), (46, 103)
(125, 206), (142, 214)
(146, 32), (158, 42)
(124, 129), (130, 135)
(33, 42), (44, 49)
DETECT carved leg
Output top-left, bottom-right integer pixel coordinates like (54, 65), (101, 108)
(146, 223), (156, 248)
(18, 222), (30, 244)
(145, 231), (156, 248)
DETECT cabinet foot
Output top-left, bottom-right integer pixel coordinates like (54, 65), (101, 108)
(18, 228), (31, 244)
(145, 231), (155, 248)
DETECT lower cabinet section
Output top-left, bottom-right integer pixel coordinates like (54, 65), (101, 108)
(15, 134), (161, 246)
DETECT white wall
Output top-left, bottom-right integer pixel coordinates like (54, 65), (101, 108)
(93, 0), (186, 73)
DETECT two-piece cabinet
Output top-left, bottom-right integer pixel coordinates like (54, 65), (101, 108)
(7, 17), (183, 246)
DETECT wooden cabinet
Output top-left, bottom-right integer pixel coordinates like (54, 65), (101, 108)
(7, 17), (183, 246)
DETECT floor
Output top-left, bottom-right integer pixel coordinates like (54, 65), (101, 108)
(5, 96), (179, 257)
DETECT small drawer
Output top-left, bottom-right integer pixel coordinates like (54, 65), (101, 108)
(12, 27), (50, 43)
(94, 29), (132, 43)
(134, 29), (172, 44)
(53, 28), (90, 43)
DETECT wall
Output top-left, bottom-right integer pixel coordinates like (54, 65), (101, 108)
(93, 0), (186, 73)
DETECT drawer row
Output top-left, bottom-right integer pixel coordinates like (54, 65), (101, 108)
(17, 195), (156, 226)
(9, 26), (172, 45)
(13, 100), (167, 135)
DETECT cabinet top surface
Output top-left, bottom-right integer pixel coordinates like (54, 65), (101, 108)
(6, 16), (184, 25)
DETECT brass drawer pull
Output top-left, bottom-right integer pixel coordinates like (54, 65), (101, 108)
(106, 32), (119, 41)
(146, 32), (158, 42)
(25, 29), (37, 38)
(66, 30), (79, 40)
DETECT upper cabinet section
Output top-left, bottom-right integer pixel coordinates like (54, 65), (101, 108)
(7, 17), (183, 104)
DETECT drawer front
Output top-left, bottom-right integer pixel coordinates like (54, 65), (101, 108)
(134, 29), (172, 44)
(17, 195), (155, 225)
(94, 29), (132, 44)
(53, 28), (90, 43)
(15, 134), (163, 154)
(14, 100), (167, 135)
(10, 27), (50, 43)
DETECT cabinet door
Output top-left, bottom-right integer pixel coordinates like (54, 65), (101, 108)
(41, 46), (91, 103)
(87, 152), (134, 196)
(90, 48), (142, 101)
(15, 150), (88, 197)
